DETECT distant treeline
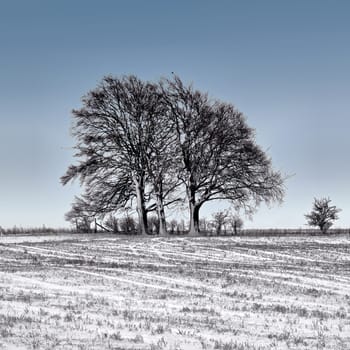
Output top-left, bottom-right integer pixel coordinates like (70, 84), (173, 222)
(0, 226), (349, 236)
(242, 228), (350, 236)
(0, 226), (75, 236)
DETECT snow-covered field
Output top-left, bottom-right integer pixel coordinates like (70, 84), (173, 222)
(0, 234), (350, 349)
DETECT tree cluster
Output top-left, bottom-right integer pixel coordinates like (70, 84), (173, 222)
(61, 75), (284, 235)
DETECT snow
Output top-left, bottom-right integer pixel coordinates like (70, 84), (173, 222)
(0, 233), (349, 349)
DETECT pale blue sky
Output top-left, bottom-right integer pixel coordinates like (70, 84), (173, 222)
(0, 0), (349, 228)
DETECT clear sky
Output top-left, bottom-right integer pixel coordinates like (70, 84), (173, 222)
(1, 0), (349, 229)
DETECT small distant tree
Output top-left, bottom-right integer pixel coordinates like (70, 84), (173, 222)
(64, 197), (93, 232)
(148, 215), (160, 234)
(305, 197), (341, 234)
(119, 214), (136, 234)
(75, 217), (92, 233)
(228, 213), (244, 235)
(168, 219), (178, 234)
(212, 210), (229, 235)
(104, 215), (119, 233)
(199, 218), (208, 232)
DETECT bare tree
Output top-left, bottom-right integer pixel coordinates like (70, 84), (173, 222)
(305, 197), (341, 233)
(61, 75), (170, 235)
(162, 76), (285, 235)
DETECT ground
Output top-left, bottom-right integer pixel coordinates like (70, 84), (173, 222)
(0, 233), (350, 350)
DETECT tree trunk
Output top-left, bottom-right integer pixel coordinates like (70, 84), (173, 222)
(134, 175), (148, 235)
(188, 202), (200, 236)
(153, 179), (167, 236)
(157, 196), (167, 235)
(187, 182), (201, 236)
